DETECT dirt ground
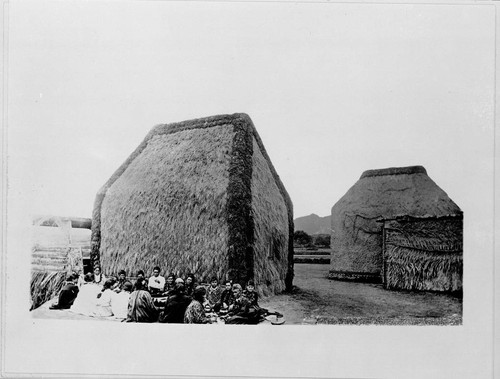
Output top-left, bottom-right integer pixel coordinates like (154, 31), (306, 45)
(260, 264), (462, 325)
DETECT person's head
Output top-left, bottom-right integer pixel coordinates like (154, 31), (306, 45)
(93, 267), (101, 276)
(166, 273), (175, 285)
(118, 269), (126, 280)
(67, 273), (78, 283)
(102, 279), (115, 291)
(210, 277), (218, 288)
(152, 266), (161, 277)
(134, 279), (146, 291)
(186, 273), (195, 286)
(84, 273), (94, 283)
(232, 283), (243, 298)
(122, 282), (133, 293)
(174, 278), (185, 294)
(137, 270), (145, 279)
(246, 280), (255, 293)
(225, 281), (232, 290)
(193, 286), (206, 303)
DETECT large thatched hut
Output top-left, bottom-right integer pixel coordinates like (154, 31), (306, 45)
(329, 166), (463, 292)
(91, 113), (293, 296)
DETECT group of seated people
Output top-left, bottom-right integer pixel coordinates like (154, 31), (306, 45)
(49, 266), (279, 324)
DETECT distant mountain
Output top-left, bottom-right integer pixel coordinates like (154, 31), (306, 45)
(294, 214), (331, 235)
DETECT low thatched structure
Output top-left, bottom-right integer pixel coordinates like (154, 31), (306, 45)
(329, 165), (463, 291)
(31, 216), (92, 310)
(91, 113), (294, 296)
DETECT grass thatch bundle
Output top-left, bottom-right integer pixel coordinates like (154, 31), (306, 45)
(383, 217), (462, 292)
(30, 271), (66, 310)
(91, 114), (293, 296)
(330, 165), (463, 284)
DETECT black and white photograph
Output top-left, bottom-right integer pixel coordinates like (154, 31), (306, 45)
(1, 1), (497, 378)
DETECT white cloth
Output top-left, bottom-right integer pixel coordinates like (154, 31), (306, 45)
(148, 275), (165, 291)
(111, 291), (131, 319)
(69, 283), (101, 316)
(94, 289), (114, 317)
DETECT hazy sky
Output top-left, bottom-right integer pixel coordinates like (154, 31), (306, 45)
(7, 1), (495, 219)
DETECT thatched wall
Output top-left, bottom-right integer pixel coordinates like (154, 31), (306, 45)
(92, 114), (294, 294)
(99, 124), (234, 280)
(251, 138), (290, 296)
(383, 217), (463, 292)
(330, 166), (462, 282)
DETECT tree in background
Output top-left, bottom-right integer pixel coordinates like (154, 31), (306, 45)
(294, 230), (312, 246)
(313, 234), (331, 248)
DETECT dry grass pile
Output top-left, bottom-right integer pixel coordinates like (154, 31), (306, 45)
(30, 271), (66, 310)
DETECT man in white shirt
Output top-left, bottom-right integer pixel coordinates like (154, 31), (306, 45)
(148, 266), (165, 297)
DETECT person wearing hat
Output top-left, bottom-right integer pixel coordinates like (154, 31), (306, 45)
(158, 278), (191, 323)
(49, 272), (80, 310)
(184, 286), (211, 324)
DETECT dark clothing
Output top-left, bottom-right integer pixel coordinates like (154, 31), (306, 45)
(214, 288), (234, 313)
(225, 294), (264, 325)
(116, 279), (132, 292)
(158, 293), (192, 323)
(245, 291), (259, 307)
(185, 284), (195, 297)
(163, 283), (176, 297)
(50, 283), (79, 310)
(206, 285), (223, 306)
(126, 290), (159, 323)
(134, 278), (148, 291)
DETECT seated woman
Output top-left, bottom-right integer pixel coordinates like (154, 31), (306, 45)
(127, 279), (161, 323)
(111, 282), (133, 319)
(158, 278), (191, 323)
(214, 280), (233, 313)
(69, 273), (101, 316)
(184, 286), (210, 324)
(114, 269), (132, 293)
(184, 273), (196, 297)
(206, 277), (223, 310)
(49, 273), (79, 310)
(92, 266), (106, 288)
(225, 283), (262, 325)
(162, 273), (176, 296)
(94, 278), (116, 317)
(134, 270), (148, 291)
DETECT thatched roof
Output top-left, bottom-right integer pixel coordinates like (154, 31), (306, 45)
(333, 165), (462, 220)
(91, 113), (293, 294)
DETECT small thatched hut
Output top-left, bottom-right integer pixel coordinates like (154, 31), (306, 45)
(91, 113), (294, 296)
(31, 216), (92, 310)
(329, 166), (463, 292)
